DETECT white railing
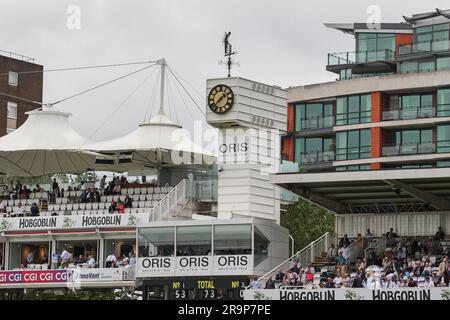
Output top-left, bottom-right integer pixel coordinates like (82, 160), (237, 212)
(149, 179), (187, 222)
(253, 232), (334, 287)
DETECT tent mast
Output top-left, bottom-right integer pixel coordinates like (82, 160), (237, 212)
(158, 58), (166, 115)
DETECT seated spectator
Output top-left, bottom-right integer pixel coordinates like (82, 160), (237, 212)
(365, 228), (373, 237)
(249, 276), (262, 289)
(265, 277), (276, 289)
(0, 201), (6, 213)
(275, 269), (284, 283)
(94, 189), (101, 202)
(75, 255), (86, 265)
(30, 203), (39, 216)
(117, 201), (125, 214)
(80, 190), (88, 203)
(124, 195), (133, 208)
(325, 277), (335, 288)
(13, 202), (25, 217)
(108, 200), (118, 213)
(87, 255), (96, 268)
(112, 183), (121, 195)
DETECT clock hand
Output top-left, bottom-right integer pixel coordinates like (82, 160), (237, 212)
(216, 93), (227, 104)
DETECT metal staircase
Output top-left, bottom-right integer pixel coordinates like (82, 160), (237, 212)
(256, 232), (336, 284)
(148, 179), (189, 221)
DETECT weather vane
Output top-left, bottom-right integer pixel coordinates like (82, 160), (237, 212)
(219, 32), (239, 77)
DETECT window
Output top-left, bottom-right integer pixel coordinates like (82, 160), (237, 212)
(335, 164), (371, 171)
(336, 95), (371, 126)
(394, 129), (433, 155)
(437, 88), (450, 117)
(176, 225), (211, 256)
(415, 23), (450, 52)
(336, 129), (371, 160)
(437, 57), (450, 70)
(398, 94), (433, 119)
(213, 224), (252, 255)
(7, 102), (17, 132)
(418, 61), (435, 72)
(400, 62), (418, 74)
(7, 102), (17, 119)
(437, 124), (450, 153)
(356, 33), (395, 63)
(8, 71), (18, 86)
(437, 160), (450, 167)
(294, 103), (333, 131)
(138, 227), (175, 257)
(254, 226), (269, 266)
(295, 137), (334, 164)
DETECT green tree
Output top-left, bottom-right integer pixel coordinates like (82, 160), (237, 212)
(281, 200), (335, 253)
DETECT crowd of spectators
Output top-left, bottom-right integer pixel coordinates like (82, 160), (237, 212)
(263, 227), (450, 289)
(0, 175), (151, 216)
(105, 251), (136, 268)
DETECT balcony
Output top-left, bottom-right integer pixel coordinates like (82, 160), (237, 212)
(399, 39), (450, 56)
(382, 104), (450, 121)
(335, 146), (371, 161)
(299, 151), (335, 171)
(299, 115), (335, 131)
(382, 106), (435, 121)
(327, 49), (397, 74)
(382, 143), (436, 157)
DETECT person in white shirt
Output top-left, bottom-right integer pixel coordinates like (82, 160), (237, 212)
(16, 203), (25, 217)
(424, 277), (435, 288)
(26, 251), (34, 264)
(129, 253), (136, 266)
(60, 249), (71, 264)
(87, 255), (96, 268)
(105, 253), (117, 268)
(333, 271), (343, 287)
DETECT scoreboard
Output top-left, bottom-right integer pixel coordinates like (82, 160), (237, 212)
(144, 277), (250, 300)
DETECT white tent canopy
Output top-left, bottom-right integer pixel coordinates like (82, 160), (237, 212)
(84, 111), (216, 168)
(0, 59), (216, 178)
(0, 105), (97, 177)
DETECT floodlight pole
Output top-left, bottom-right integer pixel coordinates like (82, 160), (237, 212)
(158, 58), (166, 115)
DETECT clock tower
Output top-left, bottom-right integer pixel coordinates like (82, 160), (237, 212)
(206, 77), (287, 223)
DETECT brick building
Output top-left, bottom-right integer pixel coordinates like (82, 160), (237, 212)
(0, 51), (43, 136)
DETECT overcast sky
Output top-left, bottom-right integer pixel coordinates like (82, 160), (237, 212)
(1, 0), (449, 140)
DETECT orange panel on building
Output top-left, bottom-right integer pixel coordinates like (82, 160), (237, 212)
(395, 33), (413, 57)
(287, 103), (295, 132)
(282, 136), (294, 162)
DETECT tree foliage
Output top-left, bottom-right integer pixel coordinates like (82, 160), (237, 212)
(281, 200), (335, 253)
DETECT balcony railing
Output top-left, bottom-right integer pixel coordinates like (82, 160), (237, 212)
(299, 115), (334, 131)
(335, 146), (371, 161)
(382, 106), (435, 121)
(299, 151), (335, 164)
(327, 49), (396, 66)
(336, 111), (371, 126)
(399, 39), (450, 55)
(382, 104), (450, 121)
(382, 143), (436, 157)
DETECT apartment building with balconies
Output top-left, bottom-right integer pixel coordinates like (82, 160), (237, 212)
(282, 9), (450, 173)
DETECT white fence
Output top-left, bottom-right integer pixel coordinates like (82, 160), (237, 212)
(336, 212), (449, 237)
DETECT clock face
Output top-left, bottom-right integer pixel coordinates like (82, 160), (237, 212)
(208, 85), (234, 114)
